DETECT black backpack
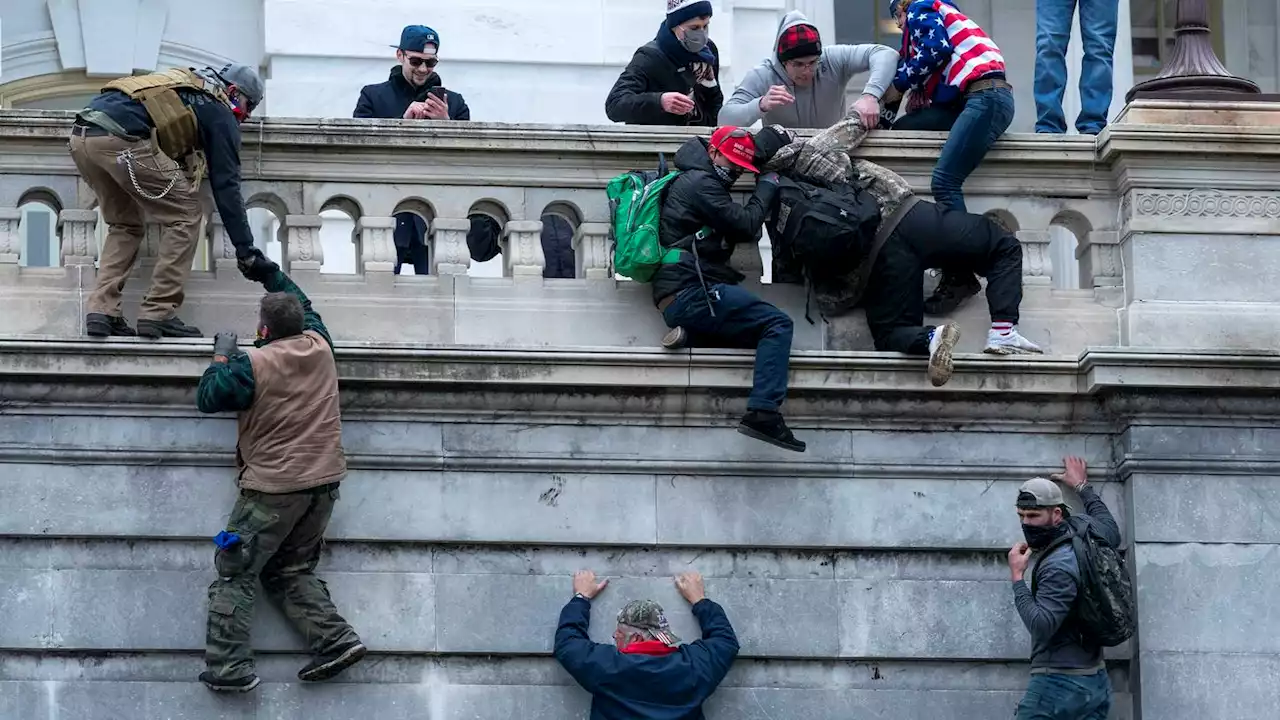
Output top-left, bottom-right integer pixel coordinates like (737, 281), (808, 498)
(1032, 515), (1136, 647)
(769, 178), (881, 277)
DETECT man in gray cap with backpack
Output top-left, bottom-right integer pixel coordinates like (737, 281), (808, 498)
(1007, 456), (1127, 720)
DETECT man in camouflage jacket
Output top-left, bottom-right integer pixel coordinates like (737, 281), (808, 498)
(761, 115), (1043, 387)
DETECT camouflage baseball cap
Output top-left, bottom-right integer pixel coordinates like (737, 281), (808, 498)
(617, 599), (681, 647)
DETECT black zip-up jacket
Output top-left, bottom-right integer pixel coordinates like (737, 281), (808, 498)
(652, 137), (778, 304)
(353, 67), (471, 121)
(85, 89), (255, 256)
(605, 41), (723, 127)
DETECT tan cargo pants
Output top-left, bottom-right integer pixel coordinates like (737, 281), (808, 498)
(68, 127), (202, 321)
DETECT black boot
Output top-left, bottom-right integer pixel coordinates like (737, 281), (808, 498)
(738, 410), (806, 453)
(137, 317), (203, 338)
(198, 671), (260, 692)
(85, 313), (137, 338)
(924, 272), (982, 315)
(298, 640), (367, 682)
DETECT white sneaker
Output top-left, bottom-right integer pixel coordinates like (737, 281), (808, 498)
(927, 324), (961, 387)
(983, 328), (1044, 355)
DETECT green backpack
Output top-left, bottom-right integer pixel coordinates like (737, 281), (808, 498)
(606, 155), (684, 282)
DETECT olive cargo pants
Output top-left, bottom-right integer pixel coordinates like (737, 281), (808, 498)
(205, 484), (361, 680)
(68, 127), (202, 321)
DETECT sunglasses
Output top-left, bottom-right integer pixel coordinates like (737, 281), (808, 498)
(405, 56), (439, 69)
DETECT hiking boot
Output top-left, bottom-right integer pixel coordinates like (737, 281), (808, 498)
(984, 328), (1044, 355)
(661, 326), (688, 350)
(298, 641), (367, 682)
(199, 671), (260, 693)
(924, 272), (982, 315)
(137, 317), (203, 339)
(737, 410), (806, 453)
(85, 313), (137, 338)
(927, 324), (961, 387)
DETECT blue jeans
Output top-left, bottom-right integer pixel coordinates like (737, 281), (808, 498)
(895, 87), (1014, 213)
(1034, 0), (1119, 134)
(662, 283), (793, 412)
(1015, 671), (1112, 720)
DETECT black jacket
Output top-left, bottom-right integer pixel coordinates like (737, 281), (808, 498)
(85, 89), (255, 256)
(353, 67), (471, 121)
(554, 596), (739, 720)
(652, 138), (778, 304)
(605, 41), (723, 127)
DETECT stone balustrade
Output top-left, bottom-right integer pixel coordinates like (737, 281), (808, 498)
(5, 102), (1276, 352)
(0, 105), (1194, 353)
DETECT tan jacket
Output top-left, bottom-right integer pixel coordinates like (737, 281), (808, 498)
(236, 330), (347, 493)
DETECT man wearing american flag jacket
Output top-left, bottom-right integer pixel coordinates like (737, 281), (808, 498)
(884, 0), (1014, 319)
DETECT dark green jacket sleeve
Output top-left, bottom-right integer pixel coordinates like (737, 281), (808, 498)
(263, 269), (333, 349)
(197, 353), (255, 413)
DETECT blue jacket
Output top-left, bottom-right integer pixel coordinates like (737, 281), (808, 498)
(554, 596), (739, 720)
(353, 67), (471, 122)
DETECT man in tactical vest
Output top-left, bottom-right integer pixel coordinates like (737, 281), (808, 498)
(69, 63), (267, 339)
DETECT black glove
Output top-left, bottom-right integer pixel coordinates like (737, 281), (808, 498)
(758, 172), (781, 185)
(213, 331), (239, 358)
(237, 248), (279, 283)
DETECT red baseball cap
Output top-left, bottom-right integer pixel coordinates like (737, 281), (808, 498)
(709, 126), (760, 173)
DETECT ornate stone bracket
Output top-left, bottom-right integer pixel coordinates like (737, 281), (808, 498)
(431, 218), (471, 276)
(1077, 230), (1122, 288)
(357, 216), (397, 274)
(0, 208), (22, 264)
(575, 222), (612, 280)
(285, 215), (325, 272)
(729, 239), (764, 284)
(58, 209), (99, 266)
(1016, 230), (1053, 287)
(504, 220), (544, 277)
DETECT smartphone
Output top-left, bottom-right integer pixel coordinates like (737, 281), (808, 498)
(428, 86), (447, 101)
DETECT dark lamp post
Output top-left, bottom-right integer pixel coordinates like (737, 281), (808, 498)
(1126, 0), (1259, 101)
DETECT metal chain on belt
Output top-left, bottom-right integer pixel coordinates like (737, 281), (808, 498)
(117, 148), (178, 200)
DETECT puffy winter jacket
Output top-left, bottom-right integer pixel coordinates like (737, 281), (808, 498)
(605, 41), (723, 127)
(651, 137), (778, 304)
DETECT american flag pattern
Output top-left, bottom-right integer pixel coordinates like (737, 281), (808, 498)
(892, 1), (1005, 105)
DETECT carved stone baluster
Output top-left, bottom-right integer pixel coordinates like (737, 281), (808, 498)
(58, 209), (99, 266)
(1077, 230), (1122, 288)
(0, 208), (22, 264)
(431, 218), (472, 276)
(729, 238), (765, 284)
(504, 220), (544, 277)
(1016, 229), (1053, 287)
(358, 216), (397, 274)
(285, 214), (325, 272)
(575, 222), (612, 279)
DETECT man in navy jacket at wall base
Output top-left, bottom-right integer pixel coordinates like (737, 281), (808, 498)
(554, 569), (739, 719)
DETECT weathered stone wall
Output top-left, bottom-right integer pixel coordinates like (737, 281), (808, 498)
(2, 341), (1277, 718)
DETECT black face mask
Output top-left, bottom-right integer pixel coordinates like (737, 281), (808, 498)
(1022, 522), (1069, 549)
(714, 164), (743, 186)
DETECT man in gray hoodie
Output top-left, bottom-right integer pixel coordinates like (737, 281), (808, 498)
(1007, 456), (1120, 719)
(719, 11), (898, 130)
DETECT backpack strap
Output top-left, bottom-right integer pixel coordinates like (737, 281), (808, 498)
(845, 194), (920, 308)
(1029, 524), (1078, 596)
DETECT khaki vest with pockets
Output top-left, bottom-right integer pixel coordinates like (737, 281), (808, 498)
(103, 68), (229, 161)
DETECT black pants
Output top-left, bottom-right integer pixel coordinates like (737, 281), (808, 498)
(863, 202), (1022, 355)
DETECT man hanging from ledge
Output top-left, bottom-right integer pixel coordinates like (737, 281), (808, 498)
(755, 114), (1042, 386)
(194, 252), (365, 692)
(655, 126), (805, 452)
(70, 63), (265, 339)
(554, 569), (739, 719)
